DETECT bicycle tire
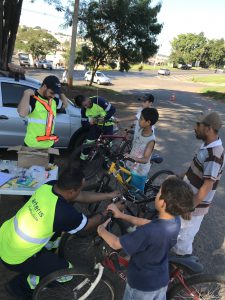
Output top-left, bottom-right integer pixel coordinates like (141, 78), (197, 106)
(145, 169), (174, 191)
(168, 274), (225, 299)
(118, 140), (132, 155)
(33, 268), (115, 300)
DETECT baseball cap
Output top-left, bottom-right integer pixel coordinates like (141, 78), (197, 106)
(42, 75), (61, 94)
(138, 93), (154, 103)
(197, 111), (222, 131)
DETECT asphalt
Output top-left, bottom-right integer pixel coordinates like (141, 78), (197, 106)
(0, 68), (225, 299)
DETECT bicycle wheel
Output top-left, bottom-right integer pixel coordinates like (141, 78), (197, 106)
(33, 268), (115, 300)
(145, 169), (174, 192)
(168, 274), (225, 299)
(118, 140), (132, 155)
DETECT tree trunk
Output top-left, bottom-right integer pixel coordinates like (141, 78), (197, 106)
(89, 64), (99, 86)
(0, 0), (23, 71)
(67, 0), (80, 87)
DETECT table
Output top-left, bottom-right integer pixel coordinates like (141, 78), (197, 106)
(0, 160), (58, 196)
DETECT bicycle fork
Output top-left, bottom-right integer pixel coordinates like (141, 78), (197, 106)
(73, 263), (104, 300)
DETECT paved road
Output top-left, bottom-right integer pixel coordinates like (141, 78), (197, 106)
(0, 68), (224, 299)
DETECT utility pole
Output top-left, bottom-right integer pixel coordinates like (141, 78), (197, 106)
(67, 0), (80, 87)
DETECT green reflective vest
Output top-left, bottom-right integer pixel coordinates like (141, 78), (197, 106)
(86, 98), (113, 126)
(0, 184), (57, 264)
(24, 95), (57, 148)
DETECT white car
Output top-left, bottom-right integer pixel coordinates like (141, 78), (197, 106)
(34, 60), (53, 70)
(158, 68), (170, 76)
(0, 73), (83, 150)
(84, 71), (111, 85)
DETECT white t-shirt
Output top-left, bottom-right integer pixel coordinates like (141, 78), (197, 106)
(126, 129), (156, 176)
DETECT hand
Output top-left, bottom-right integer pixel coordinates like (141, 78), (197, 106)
(182, 212), (191, 221)
(107, 203), (123, 219)
(124, 153), (131, 159)
(97, 218), (111, 236)
(107, 190), (121, 200)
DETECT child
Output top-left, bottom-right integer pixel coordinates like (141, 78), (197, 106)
(125, 107), (159, 191)
(117, 94), (155, 135)
(97, 176), (194, 300)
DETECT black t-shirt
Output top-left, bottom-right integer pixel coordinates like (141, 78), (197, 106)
(29, 91), (62, 113)
(47, 181), (88, 234)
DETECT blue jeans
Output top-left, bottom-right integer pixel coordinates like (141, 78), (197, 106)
(123, 283), (167, 300)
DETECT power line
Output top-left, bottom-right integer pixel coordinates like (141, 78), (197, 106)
(22, 8), (65, 19)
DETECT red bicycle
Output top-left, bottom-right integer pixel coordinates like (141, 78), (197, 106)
(33, 218), (225, 300)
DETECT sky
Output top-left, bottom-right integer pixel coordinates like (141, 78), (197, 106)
(20, 0), (225, 56)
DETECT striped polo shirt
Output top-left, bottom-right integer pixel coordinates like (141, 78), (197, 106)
(184, 138), (224, 216)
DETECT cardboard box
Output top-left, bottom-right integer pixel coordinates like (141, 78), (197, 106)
(8, 146), (59, 168)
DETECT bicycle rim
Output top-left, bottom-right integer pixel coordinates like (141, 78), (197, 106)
(168, 274), (225, 300)
(33, 270), (115, 300)
(146, 169), (174, 188)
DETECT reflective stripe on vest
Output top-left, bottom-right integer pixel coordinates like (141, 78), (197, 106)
(32, 95), (59, 142)
(27, 118), (46, 125)
(14, 216), (50, 245)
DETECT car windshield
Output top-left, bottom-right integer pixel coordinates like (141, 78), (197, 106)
(19, 54), (29, 60)
(96, 73), (104, 77)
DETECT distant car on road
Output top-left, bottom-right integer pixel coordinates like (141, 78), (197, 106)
(34, 59), (53, 70)
(84, 71), (111, 85)
(215, 69), (225, 73)
(178, 64), (192, 70)
(158, 68), (170, 76)
(18, 53), (30, 67)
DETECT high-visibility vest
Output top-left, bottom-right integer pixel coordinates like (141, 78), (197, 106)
(86, 97), (113, 126)
(24, 95), (58, 148)
(0, 184), (58, 264)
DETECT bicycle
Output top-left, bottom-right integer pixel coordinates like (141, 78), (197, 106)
(70, 120), (133, 180)
(33, 216), (225, 300)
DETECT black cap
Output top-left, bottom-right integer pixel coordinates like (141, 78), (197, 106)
(42, 75), (61, 94)
(138, 93), (154, 103)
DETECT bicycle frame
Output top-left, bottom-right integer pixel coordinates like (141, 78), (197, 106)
(108, 161), (132, 187)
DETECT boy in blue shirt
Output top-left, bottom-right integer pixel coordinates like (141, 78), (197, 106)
(97, 177), (194, 300)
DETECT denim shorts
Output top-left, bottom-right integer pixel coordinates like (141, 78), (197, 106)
(123, 283), (167, 300)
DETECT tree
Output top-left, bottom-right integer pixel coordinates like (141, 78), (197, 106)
(170, 33), (207, 66)
(0, 0), (23, 70)
(76, 0), (162, 85)
(201, 39), (225, 68)
(15, 26), (60, 58)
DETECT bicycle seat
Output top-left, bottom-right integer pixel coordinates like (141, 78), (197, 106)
(151, 154), (163, 164)
(169, 254), (204, 274)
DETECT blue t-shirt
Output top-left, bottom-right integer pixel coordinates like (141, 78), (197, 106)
(120, 217), (180, 292)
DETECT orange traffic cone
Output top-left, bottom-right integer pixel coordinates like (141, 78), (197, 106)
(170, 92), (176, 102)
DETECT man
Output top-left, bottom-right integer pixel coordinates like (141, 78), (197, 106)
(17, 75), (68, 149)
(0, 167), (120, 299)
(173, 111), (224, 256)
(74, 95), (116, 160)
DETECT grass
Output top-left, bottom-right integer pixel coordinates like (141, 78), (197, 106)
(200, 86), (225, 101)
(71, 83), (121, 95)
(192, 74), (225, 84)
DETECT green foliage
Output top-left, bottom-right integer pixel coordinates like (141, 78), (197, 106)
(15, 26), (60, 58)
(76, 0), (162, 84)
(170, 33), (225, 68)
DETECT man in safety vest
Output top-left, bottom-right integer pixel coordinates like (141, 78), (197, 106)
(17, 75), (68, 149)
(74, 95), (116, 160)
(0, 167), (120, 299)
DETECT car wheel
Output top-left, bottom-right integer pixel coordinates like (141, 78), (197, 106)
(97, 80), (101, 85)
(41, 65), (44, 69)
(50, 67), (52, 70)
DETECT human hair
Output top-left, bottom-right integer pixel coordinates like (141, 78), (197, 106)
(144, 94), (154, 103)
(160, 177), (194, 216)
(74, 95), (86, 107)
(141, 107), (159, 125)
(57, 167), (84, 190)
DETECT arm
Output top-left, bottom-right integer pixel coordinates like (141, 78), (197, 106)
(97, 222), (122, 250)
(126, 140), (155, 164)
(116, 115), (137, 123)
(107, 204), (150, 227)
(17, 89), (34, 117)
(75, 190), (121, 204)
(81, 108), (90, 128)
(83, 212), (108, 232)
(60, 93), (69, 109)
(194, 178), (215, 207)
(97, 97), (116, 120)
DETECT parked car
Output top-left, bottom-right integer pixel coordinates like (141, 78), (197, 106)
(84, 71), (111, 85)
(18, 53), (30, 67)
(0, 73), (82, 149)
(178, 64), (191, 70)
(215, 69), (225, 73)
(158, 68), (170, 76)
(34, 60), (53, 70)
